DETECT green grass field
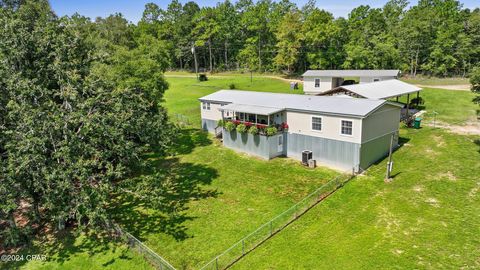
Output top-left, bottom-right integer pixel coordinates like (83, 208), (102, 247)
(3, 233), (153, 270)
(11, 74), (480, 270)
(233, 128), (480, 269)
(394, 88), (478, 124)
(401, 76), (470, 86)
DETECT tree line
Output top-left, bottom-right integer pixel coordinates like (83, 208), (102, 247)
(141, 0), (480, 77)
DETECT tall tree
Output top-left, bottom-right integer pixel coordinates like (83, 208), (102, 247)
(0, 0), (174, 246)
(274, 10), (303, 73)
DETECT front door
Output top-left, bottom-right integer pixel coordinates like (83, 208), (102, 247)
(277, 135), (283, 152)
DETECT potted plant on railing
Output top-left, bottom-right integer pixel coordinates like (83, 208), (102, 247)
(248, 125), (259, 135)
(236, 123), (247, 133)
(266, 126), (278, 136)
(225, 121), (236, 132)
(281, 122), (289, 131)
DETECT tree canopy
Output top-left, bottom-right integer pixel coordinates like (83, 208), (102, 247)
(136, 0), (479, 76)
(0, 0), (174, 246)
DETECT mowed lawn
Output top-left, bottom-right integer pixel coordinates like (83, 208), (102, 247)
(5, 233), (153, 270)
(111, 75), (338, 269)
(233, 127), (480, 269)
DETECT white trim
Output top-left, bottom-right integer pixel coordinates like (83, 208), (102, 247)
(340, 119), (353, 136)
(310, 116), (323, 132)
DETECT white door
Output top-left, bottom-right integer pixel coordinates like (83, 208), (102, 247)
(277, 135), (283, 152)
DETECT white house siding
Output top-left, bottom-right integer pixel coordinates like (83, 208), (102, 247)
(200, 102), (224, 121)
(361, 104), (401, 143)
(358, 104), (401, 171)
(286, 111), (362, 144)
(303, 76), (333, 95)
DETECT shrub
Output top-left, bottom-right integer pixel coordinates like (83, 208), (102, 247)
(225, 121), (235, 132)
(266, 126), (277, 136)
(229, 83), (236, 89)
(217, 119), (225, 127)
(470, 66), (480, 104)
(248, 126), (259, 135)
(199, 74), (208, 81)
(237, 123), (247, 133)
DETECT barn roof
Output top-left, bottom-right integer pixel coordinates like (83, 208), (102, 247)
(325, 79), (422, 99)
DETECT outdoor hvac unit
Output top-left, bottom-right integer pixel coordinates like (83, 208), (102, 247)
(308, 159), (316, 168)
(302, 150), (313, 165)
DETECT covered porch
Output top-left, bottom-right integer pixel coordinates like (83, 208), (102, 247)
(219, 103), (286, 128)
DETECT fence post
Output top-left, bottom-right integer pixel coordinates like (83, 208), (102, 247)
(215, 257), (219, 270)
(270, 221), (273, 236)
(242, 240), (245, 255)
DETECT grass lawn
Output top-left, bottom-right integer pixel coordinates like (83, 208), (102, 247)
(393, 88), (478, 124)
(233, 127), (480, 269)
(2, 232), (153, 270)
(109, 75), (337, 269)
(401, 76), (470, 86)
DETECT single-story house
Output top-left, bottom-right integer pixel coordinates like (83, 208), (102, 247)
(199, 90), (402, 172)
(302, 70), (400, 95)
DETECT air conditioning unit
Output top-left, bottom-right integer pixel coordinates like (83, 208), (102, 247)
(302, 150), (312, 165)
(308, 159), (316, 168)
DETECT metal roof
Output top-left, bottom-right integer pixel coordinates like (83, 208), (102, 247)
(219, 103), (283, 115)
(302, 70), (400, 77)
(199, 90), (392, 118)
(331, 79), (422, 99)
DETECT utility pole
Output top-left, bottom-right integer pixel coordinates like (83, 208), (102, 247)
(191, 46), (199, 81)
(385, 132), (396, 181)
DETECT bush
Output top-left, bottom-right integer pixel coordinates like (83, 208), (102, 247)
(266, 126), (277, 136)
(217, 119), (225, 127)
(470, 66), (480, 104)
(225, 121), (235, 132)
(199, 74), (208, 81)
(237, 123), (247, 133)
(229, 83), (236, 89)
(248, 126), (259, 135)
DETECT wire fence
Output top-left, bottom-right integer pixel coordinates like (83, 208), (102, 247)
(199, 170), (355, 270)
(111, 224), (177, 270)
(173, 113), (192, 128)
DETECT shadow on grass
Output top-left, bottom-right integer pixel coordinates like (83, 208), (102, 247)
(474, 139), (480, 153)
(171, 128), (212, 155)
(112, 128), (219, 242)
(1, 230), (133, 270)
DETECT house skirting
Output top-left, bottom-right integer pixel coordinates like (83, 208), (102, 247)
(222, 130), (287, 160)
(286, 133), (361, 172)
(359, 133), (398, 171)
(205, 123), (395, 172)
(201, 119), (217, 133)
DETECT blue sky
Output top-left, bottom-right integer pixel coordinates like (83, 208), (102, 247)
(50, 0), (479, 23)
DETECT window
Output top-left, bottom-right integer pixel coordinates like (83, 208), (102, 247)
(341, 120), (353, 135)
(278, 136), (283, 145)
(202, 102), (206, 110)
(312, 117), (322, 131)
(206, 102), (211, 110)
(314, 78), (320, 88)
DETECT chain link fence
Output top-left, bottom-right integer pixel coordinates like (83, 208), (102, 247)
(199, 170), (355, 270)
(111, 224), (177, 270)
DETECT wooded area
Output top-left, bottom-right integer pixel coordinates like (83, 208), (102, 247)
(142, 0), (480, 76)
